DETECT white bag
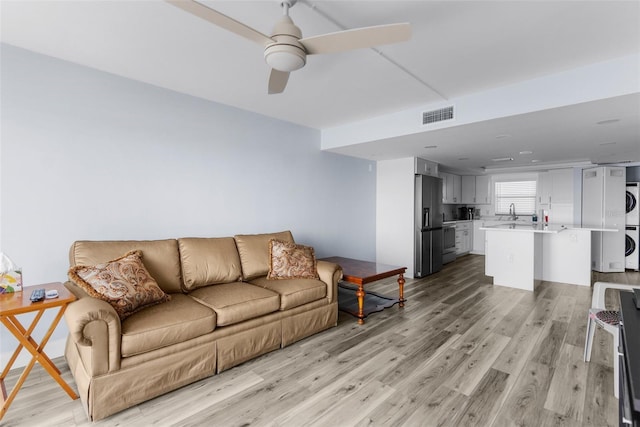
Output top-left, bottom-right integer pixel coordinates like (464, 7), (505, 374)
(0, 253), (22, 293)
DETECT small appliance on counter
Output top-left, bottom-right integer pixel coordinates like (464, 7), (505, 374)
(457, 207), (475, 220)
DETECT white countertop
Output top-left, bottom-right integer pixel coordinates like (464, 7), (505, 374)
(443, 220), (473, 225)
(480, 223), (618, 233)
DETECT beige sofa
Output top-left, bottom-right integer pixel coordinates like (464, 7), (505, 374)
(63, 231), (341, 421)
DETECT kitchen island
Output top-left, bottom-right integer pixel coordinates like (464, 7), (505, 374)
(480, 223), (616, 291)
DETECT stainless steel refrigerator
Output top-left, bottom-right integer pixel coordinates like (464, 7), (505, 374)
(414, 174), (444, 278)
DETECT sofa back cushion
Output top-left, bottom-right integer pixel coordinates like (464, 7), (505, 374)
(69, 239), (183, 294)
(234, 231), (294, 280)
(178, 237), (243, 291)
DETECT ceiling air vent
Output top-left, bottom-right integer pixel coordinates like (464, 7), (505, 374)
(423, 106), (454, 125)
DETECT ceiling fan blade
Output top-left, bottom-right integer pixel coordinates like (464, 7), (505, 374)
(301, 23), (411, 55)
(165, 0), (273, 47)
(268, 69), (290, 94)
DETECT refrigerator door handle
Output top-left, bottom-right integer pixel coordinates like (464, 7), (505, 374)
(423, 207), (430, 229)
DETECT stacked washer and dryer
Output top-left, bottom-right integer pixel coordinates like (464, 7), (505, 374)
(626, 182), (639, 270)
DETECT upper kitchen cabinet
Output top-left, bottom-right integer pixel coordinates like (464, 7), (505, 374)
(538, 168), (575, 224)
(456, 175), (491, 204)
(415, 157), (439, 177)
(538, 169), (574, 205)
(475, 175), (491, 204)
(538, 172), (552, 204)
(442, 172), (461, 204)
(461, 176), (476, 204)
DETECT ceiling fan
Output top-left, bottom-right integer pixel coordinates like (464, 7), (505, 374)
(166, 0), (412, 94)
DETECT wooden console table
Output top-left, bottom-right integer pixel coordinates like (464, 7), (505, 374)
(0, 282), (79, 420)
(320, 256), (406, 325)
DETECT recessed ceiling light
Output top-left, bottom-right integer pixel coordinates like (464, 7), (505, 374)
(491, 157), (514, 162)
(519, 150), (533, 155)
(599, 141), (617, 146)
(596, 119), (620, 125)
(495, 134), (511, 139)
(424, 145), (438, 149)
(531, 159), (540, 163)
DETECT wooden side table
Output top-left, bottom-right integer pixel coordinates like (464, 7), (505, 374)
(0, 282), (79, 420)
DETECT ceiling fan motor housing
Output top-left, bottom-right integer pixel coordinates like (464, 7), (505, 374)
(264, 16), (306, 72)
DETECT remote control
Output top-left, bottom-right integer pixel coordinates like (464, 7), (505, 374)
(30, 288), (45, 302)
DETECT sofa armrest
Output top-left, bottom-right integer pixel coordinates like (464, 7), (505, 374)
(64, 286), (122, 376)
(316, 261), (342, 304)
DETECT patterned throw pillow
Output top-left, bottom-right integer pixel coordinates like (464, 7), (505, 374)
(68, 250), (170, 320)
(267, 239), (319, 280)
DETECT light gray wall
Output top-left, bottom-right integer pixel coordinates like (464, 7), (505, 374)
(0, 44), (376, 365)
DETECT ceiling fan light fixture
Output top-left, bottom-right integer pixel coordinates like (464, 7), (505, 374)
(167, 0), (412, 94)
(264, 44), (306, 72)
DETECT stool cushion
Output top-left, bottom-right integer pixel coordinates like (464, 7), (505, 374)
(593, 310), (620, 325)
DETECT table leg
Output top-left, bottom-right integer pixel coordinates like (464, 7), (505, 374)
(0, 306), (78, 421)
(356, 283), (365, 325)
(398, 273), (405, 308)
(0, 310), (45, 382)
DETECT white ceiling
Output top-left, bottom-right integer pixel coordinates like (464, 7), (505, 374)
(2, 0), (639, 172)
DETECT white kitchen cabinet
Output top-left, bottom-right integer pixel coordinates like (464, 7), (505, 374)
(538, 172), (552, 205)
(538, 168), (574, 223)
(461, 175), (491, 205)
(453, 175), (461, 203)
(472, 219), (510, 254)
(455, 221), (473, 255)
(441, 172), (448, 202)
(582, 166), (626, 273)
(550, 169), (573, 204)
(475, 175), (491, 204)
(472, 220), (485, 254)
(538, 169), (573, 205)
(461, 176), (476, 204)
(415, 157), (439, 177)
(442, 172), (462, 204)
(441, 172), (451, 203)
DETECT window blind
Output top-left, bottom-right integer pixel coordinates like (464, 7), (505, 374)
(494, 180), (537, 215)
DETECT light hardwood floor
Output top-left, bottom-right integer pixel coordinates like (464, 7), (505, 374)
(3, 255), (638, 426)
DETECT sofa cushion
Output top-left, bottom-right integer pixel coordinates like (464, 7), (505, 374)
(249, 276), (327, 310)
(234, 231), (294, 280)
(267, 239), (319, 280)
(68, 250), (171, 321)
(69, 240), (183, 294)
(178, 237), (243, 291)
(189, 282), (280, 327)
(121, 294), (216, 357)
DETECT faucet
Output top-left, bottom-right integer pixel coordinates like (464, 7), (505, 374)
(509, 203), (518, 221)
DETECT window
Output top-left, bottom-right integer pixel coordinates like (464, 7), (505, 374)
(494, 180), (537, 215)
